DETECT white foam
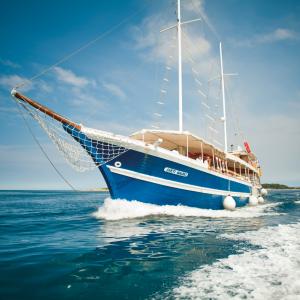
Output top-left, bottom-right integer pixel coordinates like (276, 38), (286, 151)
(93, 198), (280, 221)
(295, 200), (300, 204)
(172, 222), (300, 300)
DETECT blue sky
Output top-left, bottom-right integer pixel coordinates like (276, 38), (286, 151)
(0, 0), (299, 189)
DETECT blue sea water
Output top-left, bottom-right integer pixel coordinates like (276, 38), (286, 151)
(0, 190), (300, 300)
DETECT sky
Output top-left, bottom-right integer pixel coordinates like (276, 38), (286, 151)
(0, 0), (299, 189)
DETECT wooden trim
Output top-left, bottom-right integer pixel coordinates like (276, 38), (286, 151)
(14, 92), (81, 130)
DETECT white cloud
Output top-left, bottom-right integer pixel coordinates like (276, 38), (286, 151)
(131, 10), (216, 79)
(0, 58), (20, 69)
(183, 0), (205, 12)
(130, 14), (176, 63)
(182, 31), (211, 58)
(53, 66), (89, 87)
(102, 82), (126, 100)
(183, 0), (219, 40)
(129, 0), (221, 134)
(256, 28), (297, 43)
(0, 74), (32, 92)
(38, 80), (53, 93)
(233, 28), (298, 47)
(69, 87), (105, 117)
(0, 75), (52, 94)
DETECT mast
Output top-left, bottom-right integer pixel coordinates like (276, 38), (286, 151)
(160, 1), (201, 132)
(177, 0), (183, 132)
(219, 42), (228, 153)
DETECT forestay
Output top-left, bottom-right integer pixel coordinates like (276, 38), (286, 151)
(14, 94), (130, 172)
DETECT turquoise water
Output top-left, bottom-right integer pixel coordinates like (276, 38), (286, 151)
(0, 190), (300, 299)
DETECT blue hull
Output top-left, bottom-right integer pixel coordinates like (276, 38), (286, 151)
(64, 125), (251, 210)
(99, 151), (250, 209)
(102, 170), (249, 209)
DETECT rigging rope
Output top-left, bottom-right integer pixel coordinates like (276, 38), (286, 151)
(190, 0), (220, 41)
(225, 82), (247, 146)
(12, 97), (78, 191)
(11, 91), (132, 190)
(14, 2), (151, 89)
(9, 2), (156, 189)
(181, 27), (222, 145)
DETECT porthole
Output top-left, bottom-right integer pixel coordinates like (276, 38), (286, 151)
(114, 161), (122, 168)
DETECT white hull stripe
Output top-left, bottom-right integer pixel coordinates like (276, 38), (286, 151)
(107, 166), (251, 198)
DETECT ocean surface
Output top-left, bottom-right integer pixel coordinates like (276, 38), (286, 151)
(0, 190), (300, 300)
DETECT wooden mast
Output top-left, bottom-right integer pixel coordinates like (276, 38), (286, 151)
(11, 89), (81, 130)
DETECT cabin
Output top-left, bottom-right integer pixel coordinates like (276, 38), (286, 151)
(131, 129), (260, 185)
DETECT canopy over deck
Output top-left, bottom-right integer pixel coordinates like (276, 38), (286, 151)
(131, 129), (225, 157)
(131, 129), (258, 173)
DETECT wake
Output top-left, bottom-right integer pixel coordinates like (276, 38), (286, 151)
(172, 222), (300, 300)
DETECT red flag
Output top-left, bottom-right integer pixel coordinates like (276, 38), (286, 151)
(244, 141), (251, 153)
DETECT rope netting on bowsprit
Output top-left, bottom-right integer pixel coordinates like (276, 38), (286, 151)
(16, 100), (129, 172)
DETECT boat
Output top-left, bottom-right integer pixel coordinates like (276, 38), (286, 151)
(11, 0), (266, 210)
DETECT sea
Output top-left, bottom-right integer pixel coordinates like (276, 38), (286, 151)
(0, 190), (300, 300)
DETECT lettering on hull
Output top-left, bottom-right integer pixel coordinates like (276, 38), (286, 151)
(164, 167), (188, 177)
